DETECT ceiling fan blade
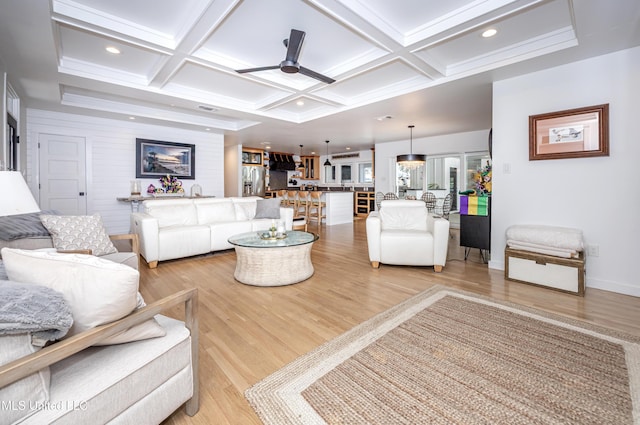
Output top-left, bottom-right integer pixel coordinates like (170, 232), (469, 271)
(299, 66), (335, 84)
(285, 29), (305, 63)
(236, 65), (280, 74)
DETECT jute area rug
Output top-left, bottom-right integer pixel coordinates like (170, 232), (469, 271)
(245, 286), (640, 424)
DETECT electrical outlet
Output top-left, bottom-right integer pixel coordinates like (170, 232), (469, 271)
(587, 244), (599, 257)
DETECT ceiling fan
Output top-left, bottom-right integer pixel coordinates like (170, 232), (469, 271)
(236, 29), (335, 84)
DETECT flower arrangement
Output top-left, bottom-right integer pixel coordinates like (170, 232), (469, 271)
(147, 174), (184, 194)
(473, 163), (492, 196)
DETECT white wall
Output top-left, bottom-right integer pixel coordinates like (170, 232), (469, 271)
(224, 144), (241, 197)
(26, 109), (225, 233)
(492, 46), (640, 296)
(0, 57), (6, 168)
(374, 129), (490, 193)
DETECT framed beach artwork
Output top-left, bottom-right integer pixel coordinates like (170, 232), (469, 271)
(529, 104), (609, 160)
(135, 139), (196, 179)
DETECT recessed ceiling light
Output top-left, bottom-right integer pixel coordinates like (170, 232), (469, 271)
(376, 115), (393, 121)
(265, 146), (271, 150)
(106, 46), (121, 54)
(482, 28), (497, 38)
(128, 116), (135, 120)
(346, 147), (351, 150)
(296, 100), (304, 106)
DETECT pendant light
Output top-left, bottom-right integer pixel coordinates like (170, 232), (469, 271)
(396, 125), (426, 168)
(323, 140), (331, 166)
(297, 144), (304, 168)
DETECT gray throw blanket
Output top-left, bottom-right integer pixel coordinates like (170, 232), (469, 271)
(0, 210), (57, 241)
(0, 280), (73, 341)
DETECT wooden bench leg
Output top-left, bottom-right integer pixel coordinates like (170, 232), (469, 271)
(434, 265), (443, 273)
(148, 260), (158, 269)
(371, 261), (380, 269)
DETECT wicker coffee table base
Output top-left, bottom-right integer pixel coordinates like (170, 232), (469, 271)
(233, 243), (315, 286)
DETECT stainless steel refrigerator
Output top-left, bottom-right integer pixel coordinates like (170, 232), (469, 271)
(242, 166), (266, 197)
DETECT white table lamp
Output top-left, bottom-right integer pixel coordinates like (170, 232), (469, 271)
(0, 171), (40, 216)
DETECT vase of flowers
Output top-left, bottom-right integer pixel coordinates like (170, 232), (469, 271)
(474, 164), (492, 196)
(147, 175), (185, 197)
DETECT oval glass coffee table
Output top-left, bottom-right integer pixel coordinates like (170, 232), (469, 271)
(228, 231), (319, 286)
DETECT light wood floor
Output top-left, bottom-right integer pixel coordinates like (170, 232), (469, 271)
(143, 218), (640, 425)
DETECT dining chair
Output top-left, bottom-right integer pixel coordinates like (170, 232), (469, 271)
(421, 192), (437, 212)
(439, 193), (453, 221)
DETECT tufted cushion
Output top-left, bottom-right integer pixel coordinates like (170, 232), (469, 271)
(143, 201), (198, 228)
(40, 214), (117, 256)
(194, 200), (237, 224)
(232, 198), (258, 221)
(379, 201), (428, 231)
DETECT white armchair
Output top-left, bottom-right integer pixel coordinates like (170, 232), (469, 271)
(366, 200), (450, 272)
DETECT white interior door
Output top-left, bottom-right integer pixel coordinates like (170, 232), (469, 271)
(39, 133), (87, 214)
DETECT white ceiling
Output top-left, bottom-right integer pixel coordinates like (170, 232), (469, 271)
(0, 0), (638, 154)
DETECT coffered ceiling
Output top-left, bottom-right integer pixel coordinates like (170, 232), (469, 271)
(0, 0), (638, 153)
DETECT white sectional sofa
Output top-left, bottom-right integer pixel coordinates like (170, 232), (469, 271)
(131, 197), (293, 268)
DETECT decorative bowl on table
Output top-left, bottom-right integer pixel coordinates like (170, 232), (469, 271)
(259, 231), (287, 240)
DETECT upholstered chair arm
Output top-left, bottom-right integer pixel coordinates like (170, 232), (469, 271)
(428, 214), (450, 267)
(365, 212), (382, 268)
(131, 213), (159, 267)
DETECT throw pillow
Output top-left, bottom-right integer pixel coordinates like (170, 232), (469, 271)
(96, 292), (166, 346)
(1, 248), (165, 344)
(254, 198), (281, 219)
(40, 213), (117, 256)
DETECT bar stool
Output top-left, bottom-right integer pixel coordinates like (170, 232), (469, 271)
(292, 216), (308, 232)
(308, 191), (326, 226)
(276, 190), (287, 206)
(286, 190), (299, 212)
(296, 191), (310, 218)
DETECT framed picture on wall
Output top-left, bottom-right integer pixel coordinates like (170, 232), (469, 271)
(529, 104), (609, 160)
(135, 139), (196, 179)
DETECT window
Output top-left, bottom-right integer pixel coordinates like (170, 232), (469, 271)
(358, 163), (373, 183)
(341, 165), (352, 182)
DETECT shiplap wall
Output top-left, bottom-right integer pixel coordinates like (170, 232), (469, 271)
(26, 109), (224, 234)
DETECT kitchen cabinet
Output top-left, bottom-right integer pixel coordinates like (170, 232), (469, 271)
(242, 148), (263, 165)
(355, 191), (375, 216)
(300, 156), (319, 180)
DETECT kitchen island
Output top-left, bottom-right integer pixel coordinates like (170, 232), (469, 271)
(268, 189), (354, 225)
(322, 191), (354, 225)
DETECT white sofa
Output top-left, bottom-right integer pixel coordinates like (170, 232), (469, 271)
(0, 246), (199, 424)
(0, 289), (198, 424)
(131, 197), (293, 268)
(366, 199), (450, 272)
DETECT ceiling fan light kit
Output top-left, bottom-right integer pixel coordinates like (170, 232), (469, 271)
(236, 29), (335, 84)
